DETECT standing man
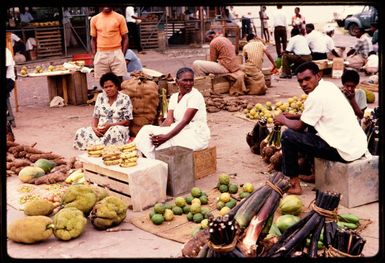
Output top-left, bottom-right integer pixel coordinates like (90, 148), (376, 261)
(346, 27), (373, 70)
(259, 6), (270, 43)
(90, 7), (128, 81)
(63, 8), (78, 48)
(192, 30), (240, 76)
(272, 5), (287, 57)
(305, 23), (328, 60)
(291, 7), (306, 35)
(125, 6), (145, 54)
(274, 62), (367, 194)
(6, 47), (16, 128)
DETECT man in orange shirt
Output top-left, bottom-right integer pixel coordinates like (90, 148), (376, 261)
(193, 30), (240, 76)
(90, 7), (129, 81)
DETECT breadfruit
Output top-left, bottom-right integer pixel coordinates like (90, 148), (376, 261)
(7, 216), (54, 244)
(61, 185), (97, 215)
(89, 185), (109, 201)
(24, 199), (54, 216)
(53, 207), (87, 241)
(90, 196), (128, 230)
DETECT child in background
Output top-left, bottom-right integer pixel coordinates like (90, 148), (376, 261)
(341, 69), (367, 121)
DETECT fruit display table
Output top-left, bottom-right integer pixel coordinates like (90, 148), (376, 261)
(79, 153), (168, 212)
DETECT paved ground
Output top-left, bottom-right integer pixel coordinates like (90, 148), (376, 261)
(5, 24), (380, 259)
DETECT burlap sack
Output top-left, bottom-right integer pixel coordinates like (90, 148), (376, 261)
(121, 78), (159, 137)
(242, 62), (267, 95)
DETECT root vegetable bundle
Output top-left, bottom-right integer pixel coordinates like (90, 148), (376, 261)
(205, 94), (248, 113)
(260, 125), (282, 165)
(246, 119), (270, 155)
(324, 229), (366, 257)
(264, 190), (341, 258)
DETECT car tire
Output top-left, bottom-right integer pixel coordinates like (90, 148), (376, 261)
(348, 23), (359, 36)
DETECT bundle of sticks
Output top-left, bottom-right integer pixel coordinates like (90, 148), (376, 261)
(324, 229), (366, 257)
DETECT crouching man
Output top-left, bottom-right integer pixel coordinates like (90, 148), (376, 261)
(273, 61), (367, 194)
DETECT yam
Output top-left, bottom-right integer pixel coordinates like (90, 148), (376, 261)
(29, 153), (62, 162)
(34, 172), (67, 185)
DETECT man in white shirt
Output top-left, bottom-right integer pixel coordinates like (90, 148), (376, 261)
(272, 5), (287, 57)
(274, 61), (367, 194)
(125, 6), (145, 54)
(346, 27), (373, 70)
(280, 28), (312, 78)
(323, 25), (341, 59)
(305, 23), (328, 60)
(6, 48), (16, 127)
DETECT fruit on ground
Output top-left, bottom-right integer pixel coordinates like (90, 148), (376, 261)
(18, 166), (46, 183)
(199, 195), (208, 205)
(187, 212), (194, 221)
(175, 197), (186, 207)
(191, 187), (202, 198)
(228, 184), (238, 194)
(242, 182), (254, 193)
(193, 213), (204, 223)
(218, 173), (230, 185)
(276, 214), (300, 233)
(149, 210), (155, 219)
(172, 206), (183, 215)
(225, 199), (237, 209)
(190, 203), (201, 214)
(219, 184), (229, 193)
(201, 219), (209, 229)
(183, 205), (191, 214)
(191, 198), (201, 205)
(279, 195), (303, 216)
(7, 216), (54, 244)
(219, 192), (231, 203)
(154, 203), (166, 214)
(151, 214), (164, 225)
(216, 201), (225, 210)
(239, 191), (251, 199)
(164, 209), (174, 221)
(220, 206), (231, 216)
(24, 199), (54, 216)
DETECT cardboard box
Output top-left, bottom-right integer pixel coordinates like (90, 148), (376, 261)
(193, 146), (217, 180)
(332, 58), (345, 78)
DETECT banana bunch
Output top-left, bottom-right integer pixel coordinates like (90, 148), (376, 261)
(102, 145), (122, 166)
(87, 144), (105, 157)
(65, 169), (86, 184)
(119, 142), (138, 168)
(337, 213), (360, 230)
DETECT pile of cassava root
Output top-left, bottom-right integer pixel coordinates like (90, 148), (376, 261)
(205, 94), (248, 113)
(6, 140), (83, 184)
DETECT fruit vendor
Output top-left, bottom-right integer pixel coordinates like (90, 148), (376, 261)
(90, 7), (128, 82)
(134, 67), (211, 159)
(73, 72), (133, 150)
(340, 69), (367, 121)
(346, 27), (373, 70)
(273, 61), (367, 195)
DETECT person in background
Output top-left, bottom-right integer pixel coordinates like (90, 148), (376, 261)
(259, 6), (270, 43)
(243, 33), (275, 71)
(323, 25), (341, 59)
(73, 72), (133, 150)
(125, 6), (145, 54)
(291, 7), (306, 35)
(272, 5), (287, 57)
(192, 30), (240, 76)
(346, 27), (373, 70)
(305, 23), (328, 60)
(362, 51), (378, 75)
(90, 7), (128, 82)
(6, 47), (16, 128)
(63, 8), (78, 48)
(241, 14), (253, 38)
(280, 28), (312, 79)
(20, 7), (34, 24)
(10, 33), (27, 59)
(274, 61), (367, 194)
(370, 22), (378, 53)
(125, 49), (143, 73)
(340, 69), (367, 121)
(134, 67), (210, 159)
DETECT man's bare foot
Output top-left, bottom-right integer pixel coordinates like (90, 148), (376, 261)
(299, 174), (315, 183)
(288, 177), (303, 195)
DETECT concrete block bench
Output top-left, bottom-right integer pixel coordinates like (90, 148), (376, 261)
(314, 155), (379, 208)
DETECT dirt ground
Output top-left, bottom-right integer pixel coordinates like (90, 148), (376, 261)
(5, 28), (380, 259)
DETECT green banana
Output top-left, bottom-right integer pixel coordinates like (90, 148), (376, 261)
(337, 221), (358, 230)
(338, 213), (360, 224)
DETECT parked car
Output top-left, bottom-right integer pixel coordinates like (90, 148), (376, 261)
(344, 6), (378, 36)
(333, 6), (363, 27)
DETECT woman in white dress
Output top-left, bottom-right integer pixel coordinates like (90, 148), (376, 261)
(73, 72), (133, 150)
(134, 67), (211, 158)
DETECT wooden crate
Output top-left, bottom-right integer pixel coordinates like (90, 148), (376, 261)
(357, 82), (378, 92)
(80, 155), (168, 212)
(35, 28), (63, 58)
(193, 146), (217, 180)
(67, 72), (88, 105)
(140, 22), (159, 49)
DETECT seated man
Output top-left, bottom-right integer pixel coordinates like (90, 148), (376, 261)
(362, 51), (378, 75)
(125, 49), (143, 73)
(340, 69), (367, 121)
(280, 27), (312, 79)
(346, 27), (373, 70)
(274, 61), (367, 194)
(305, 23), (328, 60)
(323, 25), (341, 59)
(193, 30), (241, 76)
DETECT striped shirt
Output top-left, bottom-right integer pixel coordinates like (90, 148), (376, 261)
(242, 40), (266, 70)
(210, 36), (240, 73)
(353, 33), (373, 59)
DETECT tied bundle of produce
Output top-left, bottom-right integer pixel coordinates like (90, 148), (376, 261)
(260, 125), (282, 166)
(264, 190), (341, 258)
(245, 118), (269, 155)
(102, 145), (122, 166)
(362, 106), (379, 155)
(87, 145), (104, 157)
(235, 172), (290, 256)
(119, 142), (138, 167)
(197, 214), (245, 258)
(324, 229), (366, 257)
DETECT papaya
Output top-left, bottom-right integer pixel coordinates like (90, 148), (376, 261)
(34, 159), (56, 173)
(18, 166), (46, 183)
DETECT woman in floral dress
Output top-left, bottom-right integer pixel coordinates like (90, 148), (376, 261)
(73, 72), (133, 150)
